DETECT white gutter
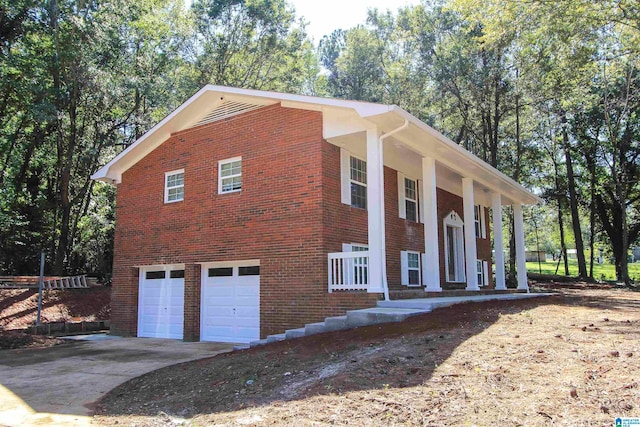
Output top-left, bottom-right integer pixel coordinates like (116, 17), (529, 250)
(377, 119), (409, 301)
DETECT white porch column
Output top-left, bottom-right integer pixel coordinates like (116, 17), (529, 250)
(366, 128), (387, 297)
(513, 203), (529, 290)
(491, 192), (507, 290)
(462, 178), (479, 291)
(422, 157), (441, 291)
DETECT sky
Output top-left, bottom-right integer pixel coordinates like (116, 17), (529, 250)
(289, 0), (420, 43)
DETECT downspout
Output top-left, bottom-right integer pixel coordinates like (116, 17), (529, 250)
(378, 119), (409, 301)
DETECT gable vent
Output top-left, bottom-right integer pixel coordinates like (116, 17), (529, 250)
(192, 100), (267, 128)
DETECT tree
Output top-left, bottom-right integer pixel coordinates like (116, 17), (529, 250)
(189, 0), (314, 92)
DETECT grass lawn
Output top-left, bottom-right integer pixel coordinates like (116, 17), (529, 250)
(526, 258), (640, 281)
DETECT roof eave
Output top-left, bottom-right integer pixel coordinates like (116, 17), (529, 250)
(388, 106), (541, 205)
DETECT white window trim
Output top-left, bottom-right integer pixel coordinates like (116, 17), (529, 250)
(342, 243), (368, 252)
(218, 156), (242, 194)
(401, 250), (422, 287)
(164, 169), (184, 204)
(340, 149), (367, 208)
(476, 259), (490, 287)
(444, 211), (466, 283)
(349, 154), (367, 209)
(398, 173), (419, 222)
(474, 205), (487, 239)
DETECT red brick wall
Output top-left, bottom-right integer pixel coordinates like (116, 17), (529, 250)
(111, 103), (494, 340)
(436, 188), (493, 289)
(112, 104), (379, 340)
(383, 168), (424, 290)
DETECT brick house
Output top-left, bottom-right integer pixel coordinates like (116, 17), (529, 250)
(92, 86), (539, 343)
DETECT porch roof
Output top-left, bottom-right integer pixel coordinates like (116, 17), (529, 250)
(92, 85), (540, 205)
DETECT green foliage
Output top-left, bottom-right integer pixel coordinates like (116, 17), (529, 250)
(0, 0), (315, 276)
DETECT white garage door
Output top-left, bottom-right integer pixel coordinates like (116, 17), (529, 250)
(201, 264), (260, 343)
(138, 266), (184, 339)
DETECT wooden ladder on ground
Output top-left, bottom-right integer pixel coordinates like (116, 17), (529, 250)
(0, 275), (89, 289)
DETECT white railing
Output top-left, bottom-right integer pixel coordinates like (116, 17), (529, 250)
(328, 251), (369, 292)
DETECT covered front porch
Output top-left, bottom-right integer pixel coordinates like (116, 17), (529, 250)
(324, 108), (540, 300)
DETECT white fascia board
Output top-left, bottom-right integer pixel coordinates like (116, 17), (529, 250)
(387, 106), (542, 205)
(206, 85), (391, 117)
(92, 85), (391, 184)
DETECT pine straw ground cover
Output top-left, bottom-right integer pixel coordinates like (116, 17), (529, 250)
(94, 286), (639, 426)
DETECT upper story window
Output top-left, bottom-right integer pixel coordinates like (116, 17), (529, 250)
(350, 155), (367, 209)
(474, 205), (486, 239)
(404, 178), (418, 222)
(164, 169), (184, 203)
(218, 157), (242, 194)
(397, 172), (420, 222)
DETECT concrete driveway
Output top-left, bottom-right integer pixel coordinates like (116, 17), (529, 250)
(0, 336), (234, 426)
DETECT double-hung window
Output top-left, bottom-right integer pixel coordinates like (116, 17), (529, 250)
(218, 157), (242, 194)
(476, 259), (489, 287)
(350, 156), (367, 209)
(164, 169), (184, 203)
(340, 149), (367, 209)
(397, 173), (419, 222)
(401, 250), (421, 287)
(405, 178), (418, 222)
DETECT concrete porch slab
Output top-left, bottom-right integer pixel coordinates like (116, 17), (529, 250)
(377, 292), (555, 310)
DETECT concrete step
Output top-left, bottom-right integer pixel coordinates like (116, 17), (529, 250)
(242, 293), (553, 351)
(285, 327), (306, 339)
(266, 333), (286, 343)
(346, 307), (431, 327)
(304, 322), (327, 336)
(323, 315), (348, 332)
(377, 300), (434, 310)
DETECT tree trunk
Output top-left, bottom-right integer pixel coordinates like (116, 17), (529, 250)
(557, 199), (569, 276)
(588, 164), (596, 279)
(561, 114), (588, 278)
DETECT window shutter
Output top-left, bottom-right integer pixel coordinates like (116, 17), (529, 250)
(481, 206), (487, 238)
(340, 148), (351, 205)
(483, 260), (489, 287)
(418, 179), (425, 223)
(398, 172), (406, 219)
(401, 250), (409, 286)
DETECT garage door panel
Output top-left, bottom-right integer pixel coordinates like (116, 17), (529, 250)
(204, 312), (234, 323)
(235, 298), (259, 309)
(205, 326), (235, 340)
(235, 307), (258, 318)
(201, 267), (259, 344)
(138, 267), (184, 340)
(234, 327), (259, 342)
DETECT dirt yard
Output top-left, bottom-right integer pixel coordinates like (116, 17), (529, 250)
(93, 285), (639, 426)
(0, 287), (111, 349)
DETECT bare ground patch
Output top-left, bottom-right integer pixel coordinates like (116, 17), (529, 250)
(94, 286), (639, 426)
